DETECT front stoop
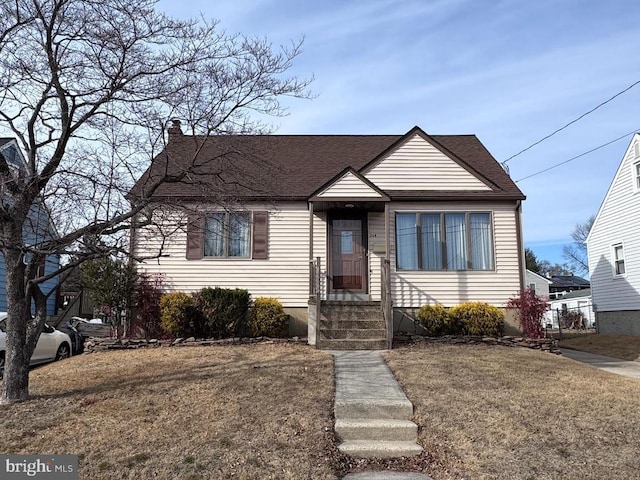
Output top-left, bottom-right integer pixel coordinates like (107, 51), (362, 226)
(333, 351), (423, 459)
(318, 301), (386, 351)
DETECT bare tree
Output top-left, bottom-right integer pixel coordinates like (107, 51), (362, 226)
(562, 215), (595, 276)
(0, 0), (310, 404)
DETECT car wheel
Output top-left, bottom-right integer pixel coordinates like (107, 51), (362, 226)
(55, 343), (71, 361)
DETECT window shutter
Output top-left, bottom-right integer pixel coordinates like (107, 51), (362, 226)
(252, 211), (269, 259)
(186, 215), (204, 260)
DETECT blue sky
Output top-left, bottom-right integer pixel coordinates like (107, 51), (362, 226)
(162, 0), (640, 271)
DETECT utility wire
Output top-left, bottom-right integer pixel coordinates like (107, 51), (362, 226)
(515, 128), (639, 183)
(502, 79), (640, 165)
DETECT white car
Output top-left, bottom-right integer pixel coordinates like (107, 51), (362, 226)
(0, 312), (73, 379)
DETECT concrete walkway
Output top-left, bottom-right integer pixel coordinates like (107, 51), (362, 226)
(343, 472), (432, 480)
(561, 348), (640, 380)
(332, 351), (423, 459)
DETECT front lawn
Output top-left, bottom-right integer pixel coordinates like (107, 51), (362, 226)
(0, 344), (337, 480)
(385, 344), (640, 480)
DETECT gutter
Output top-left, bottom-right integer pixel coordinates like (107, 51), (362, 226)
(515, 200), (525, 291)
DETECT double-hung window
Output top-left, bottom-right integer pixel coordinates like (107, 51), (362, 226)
(613, 243), (625, 276)
(634, 161), (640, 191)
(204, 212), (251, 258)
(396, 212), (494, 271)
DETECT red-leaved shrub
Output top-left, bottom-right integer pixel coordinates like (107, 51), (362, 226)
(133, 273), (166, 339)
(506, 288), (550, 338)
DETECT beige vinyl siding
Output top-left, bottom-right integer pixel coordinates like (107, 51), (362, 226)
(364, 134), (492, 191)
(134, 202), (311, 307)
(587, 134), (640, 311)
(368, 212), (385, 300)
(389, 202), (520, 307)
(317, 171), (383, 198)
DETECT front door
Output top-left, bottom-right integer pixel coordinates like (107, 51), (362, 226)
(329, 214), (367, 292)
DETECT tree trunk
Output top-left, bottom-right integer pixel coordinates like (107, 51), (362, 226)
(1, 250), (41, 404)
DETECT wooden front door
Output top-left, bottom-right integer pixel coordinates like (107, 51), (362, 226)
(329, 215), (367, 292)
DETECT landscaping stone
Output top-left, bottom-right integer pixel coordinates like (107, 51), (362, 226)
(83, 336), (308, 354)
(394, 333), (561, 354)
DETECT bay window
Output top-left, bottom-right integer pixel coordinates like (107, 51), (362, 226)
(396, 212), (494, 270)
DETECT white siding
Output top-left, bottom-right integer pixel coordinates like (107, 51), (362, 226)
(134, 202), (312, 307)
(389, 202), (521, 307)
(364, 134), (491, 191)
(317, 171), (383, 198)
(587, 134), (640, 311)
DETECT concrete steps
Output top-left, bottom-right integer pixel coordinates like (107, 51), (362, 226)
(335, 399), (414, 420)
(317, 301), (386, 351)
(338, 440), (424, 459)
(335, 419), (418, 441)
(333, 351), (422, 459)
(317, 338), (387, 350)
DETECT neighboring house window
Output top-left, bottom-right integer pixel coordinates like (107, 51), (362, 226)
(634, 160), (640, 191)
(204, 212), (250, 257)
(613, 243), (625, 276)
(529, 283), (536, 294)
(395, 212), (493, 270)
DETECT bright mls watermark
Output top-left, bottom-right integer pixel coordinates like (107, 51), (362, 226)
(1, 455), (77, 479)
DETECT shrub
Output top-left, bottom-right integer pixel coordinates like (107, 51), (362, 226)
(159, 292), (194, 337)
(449, 301), (504, 336)
(250, 297), (288, 337)
(506, 289), (550, 338)
(193, 287), (250, 338)
(133, 273), (166, 339)
(416, 304), (450, 336)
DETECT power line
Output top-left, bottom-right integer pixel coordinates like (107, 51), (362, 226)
(515, 128), (639, 183)
(502, 78), (640, 166)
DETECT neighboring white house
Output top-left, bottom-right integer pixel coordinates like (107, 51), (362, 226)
(546, 289), (595, 329)
(586, 133), (640, 335)
(131, 125), (526, 346)
(525, 269), (552, 297)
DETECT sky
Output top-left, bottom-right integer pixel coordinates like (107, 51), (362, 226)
(161, 0), (640, 273)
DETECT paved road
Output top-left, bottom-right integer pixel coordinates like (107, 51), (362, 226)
(560, 348), (640, 380)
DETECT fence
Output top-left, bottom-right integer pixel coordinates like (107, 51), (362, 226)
(545, 304), (596, 339)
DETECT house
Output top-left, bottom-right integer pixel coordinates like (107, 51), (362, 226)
(525, 269), (552, 297)
(546, 289), (595, 329)
(587, 133), (640, 335)
(131, 124), (526, 347)
(0, 138), (59, 316)
(548, 274), (590, 299)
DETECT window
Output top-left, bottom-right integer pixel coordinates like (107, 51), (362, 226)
(204, 212), (250, 258)
(634, 161), (640, 191)
(395, 212), (494, 270)
(529, 283), (536, 294)
(613, 243), (625, 276)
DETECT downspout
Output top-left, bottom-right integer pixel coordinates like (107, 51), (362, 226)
(515, 200), (525, 292)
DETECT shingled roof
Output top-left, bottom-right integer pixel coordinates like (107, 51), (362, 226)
(132, 126), (525, 201)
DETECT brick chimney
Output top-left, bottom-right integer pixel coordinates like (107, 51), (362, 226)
(167, 119), (183, 141)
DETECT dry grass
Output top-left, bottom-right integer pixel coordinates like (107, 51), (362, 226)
(559, 333), (640, 361)
(0, 344), (338, 480)
(385, 343), (640, 480)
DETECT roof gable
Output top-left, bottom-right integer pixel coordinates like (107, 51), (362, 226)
(311, 168), (388, 201)
(361, 127), (494, 192)
(587, 133), (640, 244)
